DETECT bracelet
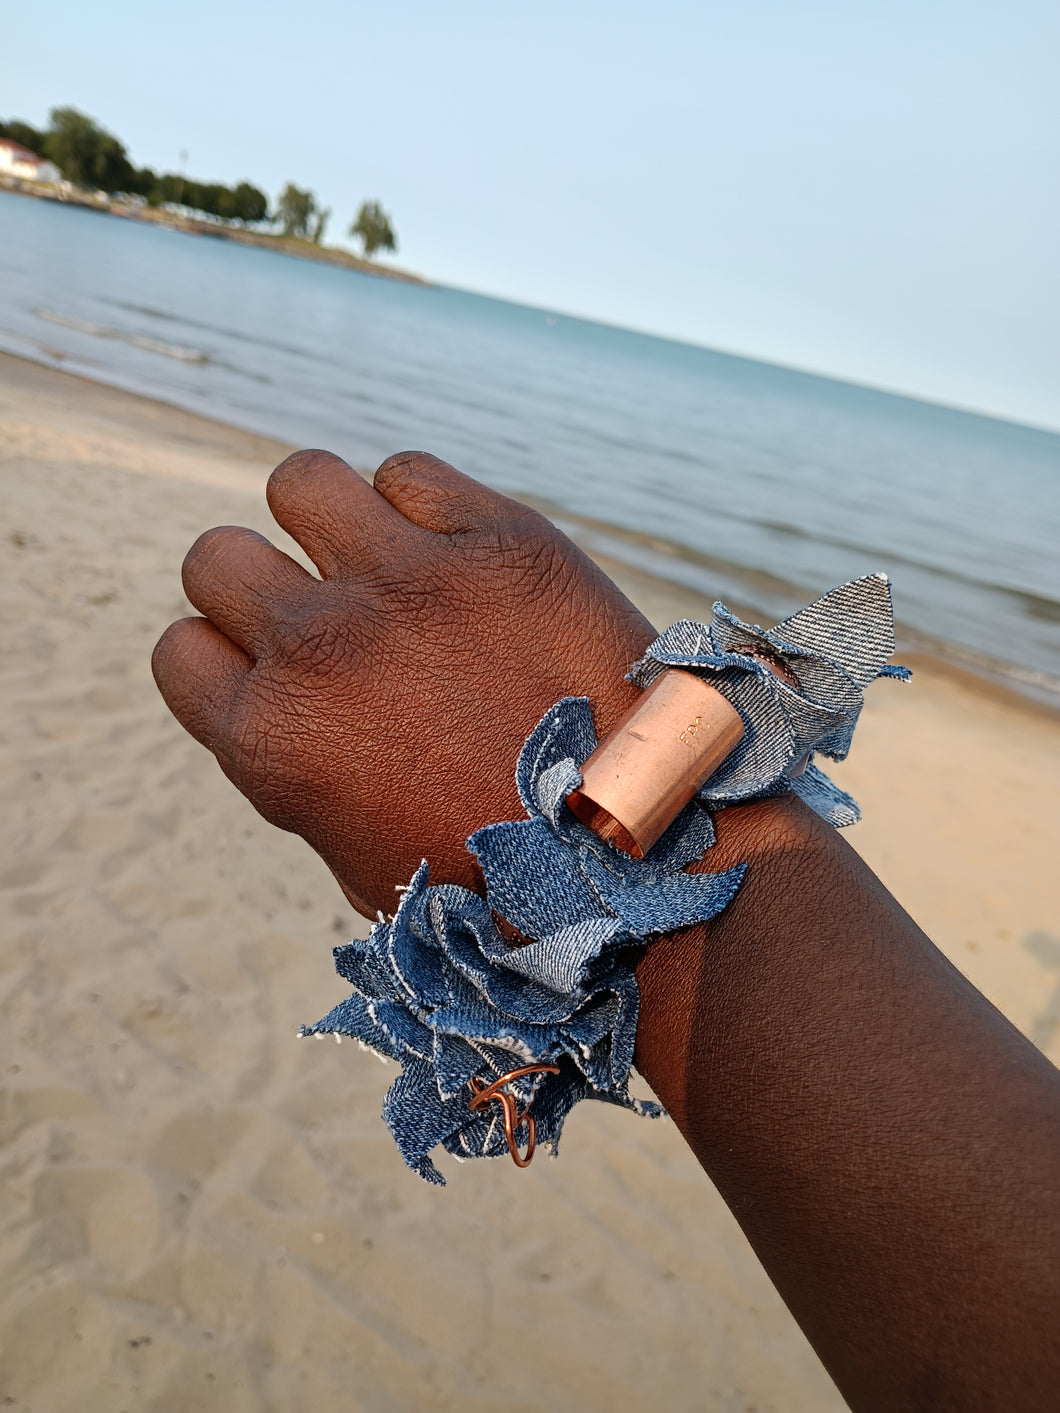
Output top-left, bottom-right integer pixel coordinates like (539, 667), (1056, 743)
(300, 574), (908, 1185)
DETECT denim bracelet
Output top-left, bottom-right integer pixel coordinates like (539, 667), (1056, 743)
(301, 574), (908, 1184)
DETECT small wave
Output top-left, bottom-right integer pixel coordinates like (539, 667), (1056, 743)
(545, 506), (1060, 710)
(548, 513), (812, 623)
(126, 333), (206, 362)
(109, 299), (323, 364)
(588, 492), (1060, 631)
(36, 308), (207, 364)
(748, 517), (1060, 625)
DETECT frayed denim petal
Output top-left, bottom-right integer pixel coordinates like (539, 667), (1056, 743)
(333, 938), (400, 1000)
(365, 999), (435, 1061)
(381, 1058), (475, 1186)
(497, 918), (631, 996)
(304, 992), (405, 1062)
(469, 817), (607, 936)
(426, 1004), (558, 1058)
(600, 865), (747, 934)
(560, 990), (629, 1052)
(772, 572), (898, 686)
(428, 889), (611, 1023)
(386, 909), (451, 1009)
(631, 574), (909, 820)
(789, 761), (862, 828)
(514, 696), (598, 822)
(432, 1032), (487, 1100)
(624, 802), (717, 873)
(570, 983), (641, 1087)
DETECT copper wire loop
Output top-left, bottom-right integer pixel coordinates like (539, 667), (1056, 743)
(468, 1064), (562, 1168)
(730, 644), (799, 688)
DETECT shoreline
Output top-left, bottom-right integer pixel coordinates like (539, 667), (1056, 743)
(527, 500), (1060, 717)
(0, 177), (429, 286)
(3, 341), (1054, 719)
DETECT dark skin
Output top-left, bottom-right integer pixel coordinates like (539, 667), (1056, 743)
(154, 449), (1060, 1413)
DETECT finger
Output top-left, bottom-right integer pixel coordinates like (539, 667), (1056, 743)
(373, 450), (534, 534)
(267, 448), (408, 578)
(182, 525), (316, 655)
(152, 616), (252, 750)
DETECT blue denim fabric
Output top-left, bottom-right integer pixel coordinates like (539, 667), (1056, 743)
(632, 573), (910, 826)
(303, 575), (907, 1183)
(301, 698), (743, 1184)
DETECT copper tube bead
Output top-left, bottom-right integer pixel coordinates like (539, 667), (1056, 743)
(566, 669), (744, 858)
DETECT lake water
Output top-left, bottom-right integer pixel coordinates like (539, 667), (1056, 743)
(2, 190), (1058, 699)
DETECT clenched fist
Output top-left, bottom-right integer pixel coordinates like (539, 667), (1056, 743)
(152, 449), (654, 917)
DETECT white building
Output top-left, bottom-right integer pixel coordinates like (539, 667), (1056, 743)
(0, 140), (62, 185)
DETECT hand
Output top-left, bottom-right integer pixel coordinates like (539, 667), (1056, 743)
(152, 450), (654, 917)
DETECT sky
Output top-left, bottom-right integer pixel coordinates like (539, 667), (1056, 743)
(4, 0), (1059, 430)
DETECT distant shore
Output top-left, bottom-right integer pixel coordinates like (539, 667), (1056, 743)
(0, 174), (429, 286)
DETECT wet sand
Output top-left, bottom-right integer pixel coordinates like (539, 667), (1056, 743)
(2, 351), (1057, 1412)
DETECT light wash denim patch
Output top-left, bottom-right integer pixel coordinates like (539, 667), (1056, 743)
(301, 575), (908, 1183)
(633, 573), (910, 825)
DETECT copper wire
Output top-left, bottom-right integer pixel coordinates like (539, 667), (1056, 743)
(468, 1063), (562, 1168)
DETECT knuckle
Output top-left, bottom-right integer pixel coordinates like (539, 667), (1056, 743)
(374, 451), (472, 525)
(468, 520), (571, 599)
(272, 602), (357, 678)
(267, 448), (348, 506)
(373, 449), (438, 491)
(375, 564), (449, 619)
(517, 546), (577, 605)
(151, 617), (196, 682)
(181, 525), (249, 587)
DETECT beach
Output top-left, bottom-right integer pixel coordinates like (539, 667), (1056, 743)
(1, 348), (1058, 1412)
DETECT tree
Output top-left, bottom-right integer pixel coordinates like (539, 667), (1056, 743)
(148, 172), (183, 206)
(275, 182), (317, 239)
(311, 206), (331, 244)
(129, 166), (158, 199)
(228, 181), (269, 224)
(349, 200), (397, 258)
(0, 119), (47, 156)
(43, 107), (135, 192)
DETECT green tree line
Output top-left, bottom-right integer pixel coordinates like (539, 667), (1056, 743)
(0, 109), (268, 223)
(0, 107), (398, 255)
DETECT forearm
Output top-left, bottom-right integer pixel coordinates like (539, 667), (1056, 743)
(634, 793), (1060, 1412)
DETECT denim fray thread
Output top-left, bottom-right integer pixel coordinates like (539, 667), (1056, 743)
(302, 573), (907, 1183)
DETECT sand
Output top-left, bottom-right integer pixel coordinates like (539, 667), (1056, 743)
(1, 350), (1057, 1413)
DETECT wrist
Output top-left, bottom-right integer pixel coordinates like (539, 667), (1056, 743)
(632, 793), (829, 1120)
